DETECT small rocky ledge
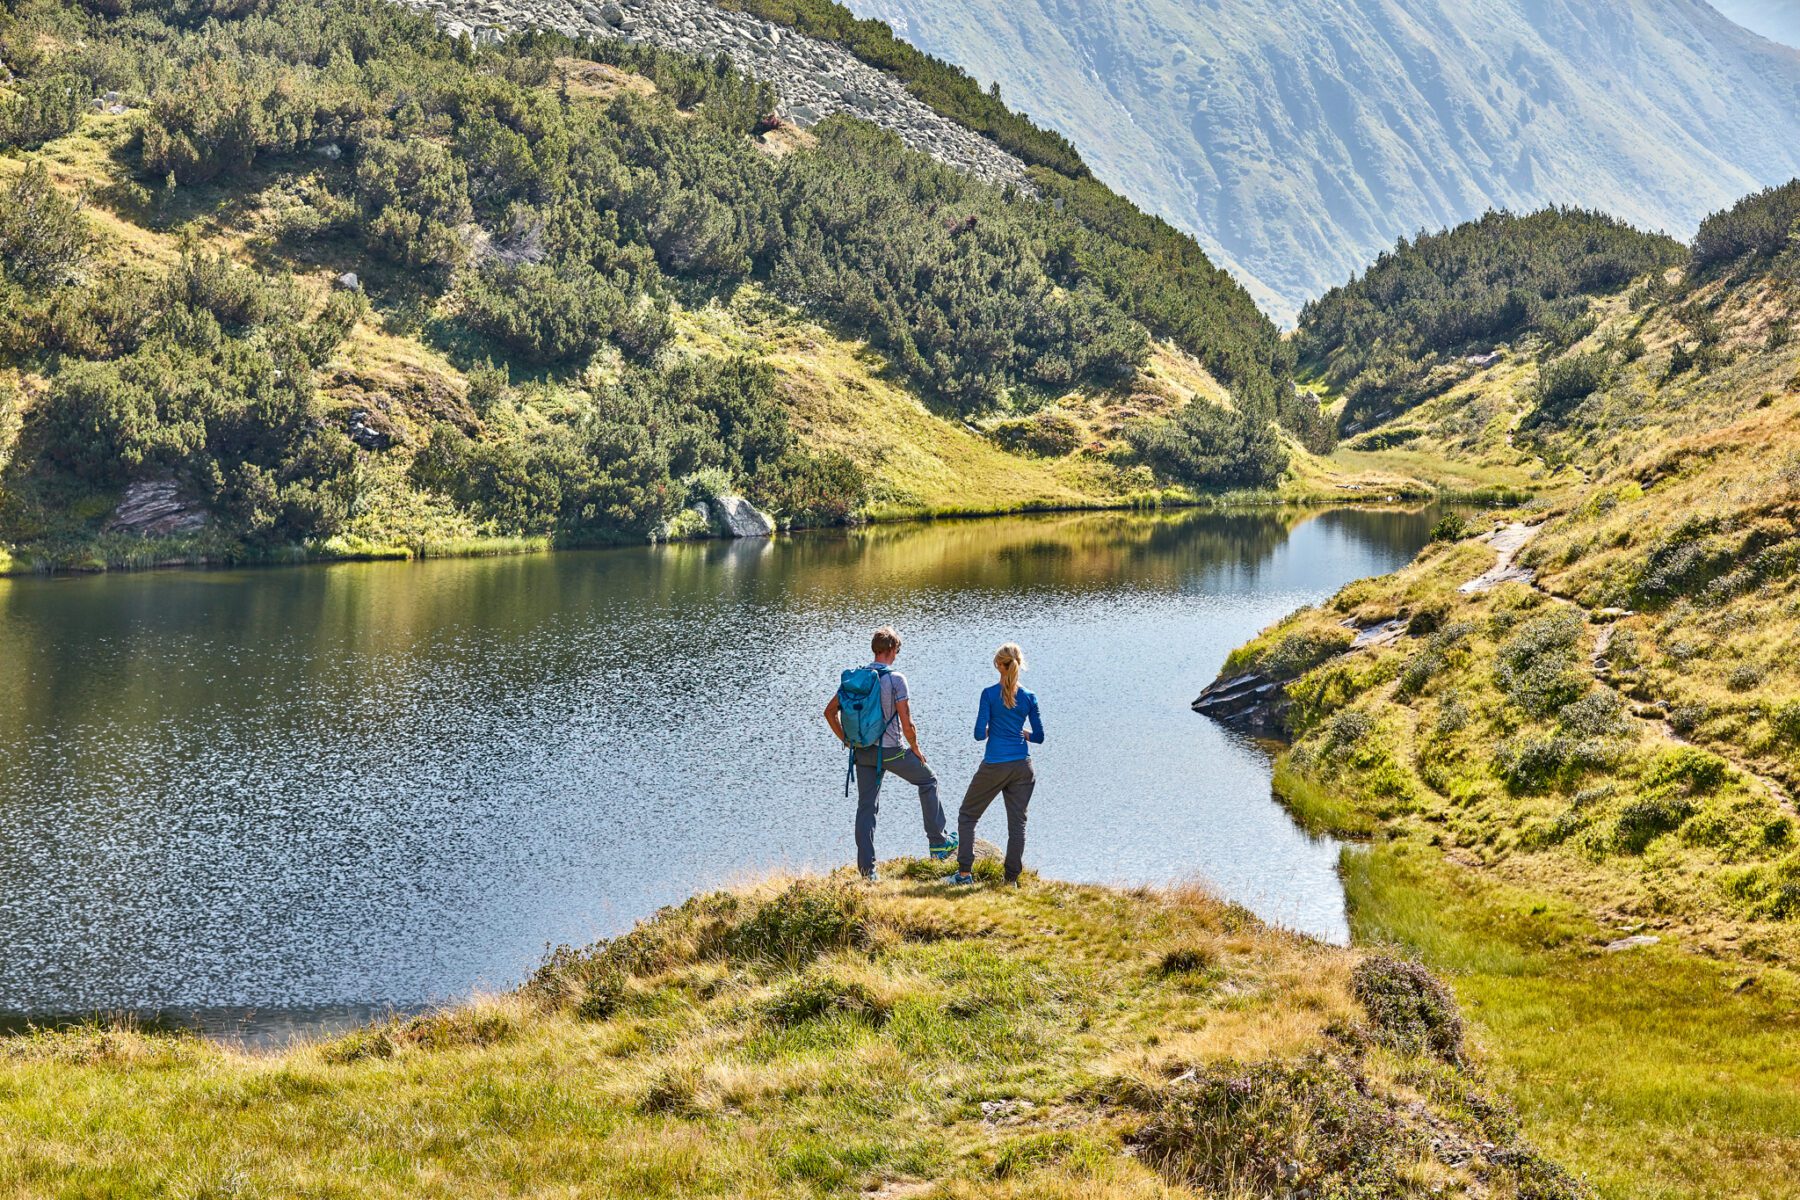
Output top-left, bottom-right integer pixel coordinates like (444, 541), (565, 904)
(1191, 672), (1287, 733)
(105, 481), (208, 537)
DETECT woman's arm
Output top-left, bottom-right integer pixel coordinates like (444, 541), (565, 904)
(973, 691), (990, 742)
(1027, 696), (1045, 744)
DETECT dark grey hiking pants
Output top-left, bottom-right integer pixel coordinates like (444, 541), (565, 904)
(957, 758), (1036, 881)
(853, 747), (947, 876)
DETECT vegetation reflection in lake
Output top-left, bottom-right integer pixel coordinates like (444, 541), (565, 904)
(0, 506), (1432, 1035)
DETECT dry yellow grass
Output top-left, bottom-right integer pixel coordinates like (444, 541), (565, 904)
(0, 870), (1588, 1199)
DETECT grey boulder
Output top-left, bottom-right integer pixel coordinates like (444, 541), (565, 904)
(711, 495), (775, 538)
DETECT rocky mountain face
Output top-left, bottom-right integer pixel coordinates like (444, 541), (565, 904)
(394, 0), (1031, 188)
(1710, 0), (1800, 47)
(851, 0), (1800, 322)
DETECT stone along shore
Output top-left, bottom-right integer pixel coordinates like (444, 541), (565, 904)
(392, 0), (1034, 190)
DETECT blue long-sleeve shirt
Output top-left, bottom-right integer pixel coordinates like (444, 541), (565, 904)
(974, 684), (1044, 763)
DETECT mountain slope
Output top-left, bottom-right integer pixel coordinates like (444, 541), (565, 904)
(852, 0), (1800, 322)
(0, 0), (1330, 572)
(1203, 183), (1800, 1195)
(1711, 0), (1800, 47)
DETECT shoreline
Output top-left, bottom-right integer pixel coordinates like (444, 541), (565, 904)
(0, 483), (1505, 580)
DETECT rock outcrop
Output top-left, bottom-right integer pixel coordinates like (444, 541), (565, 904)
(1190, 671), (1287, 733)
(391, 0), (1031, 190)
(105, 481), (208, 537)
(709, 494), (775, 538)
(666, 495), (776, 539)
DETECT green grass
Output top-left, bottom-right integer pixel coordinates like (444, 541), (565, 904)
(1345, 839), (1800, 1199)
(1272, 755), (1379, 836)
(0, 870), (1591, 1199)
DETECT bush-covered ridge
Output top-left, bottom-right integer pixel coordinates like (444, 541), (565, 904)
(0, 0), (1306, 567)
(1298, 208), (1686, 431)
(1692, 177), (1800, 278)
(0, 871), (1589, 1198)
(1229, 263), (1800, 958)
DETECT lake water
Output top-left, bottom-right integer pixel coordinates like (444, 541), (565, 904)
(0, 507), (1431, 1039)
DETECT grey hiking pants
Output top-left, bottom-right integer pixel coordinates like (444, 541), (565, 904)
(853, 747), (948, 877)
(957, 758), (1035, 881)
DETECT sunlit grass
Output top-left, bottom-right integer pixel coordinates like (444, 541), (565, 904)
(0, 870), (1586, 1199)
(1346, 839), (1800, 1199)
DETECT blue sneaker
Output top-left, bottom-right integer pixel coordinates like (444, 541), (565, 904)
(930, 832), (959, 861)
(948, 872), (975, 886)
(861, 871), (880, 884)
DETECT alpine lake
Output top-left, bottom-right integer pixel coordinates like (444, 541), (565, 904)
(0, 506), (1434, 1041)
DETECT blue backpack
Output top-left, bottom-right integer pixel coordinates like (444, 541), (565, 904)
(838, 664), (898, 794)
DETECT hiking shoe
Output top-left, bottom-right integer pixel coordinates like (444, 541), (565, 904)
(929, 832), (959, 860)
(948, 872), (975, 886)
(862, 870), (880, 884)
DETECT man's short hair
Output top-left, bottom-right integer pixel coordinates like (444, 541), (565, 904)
(871, 626), (902, 656)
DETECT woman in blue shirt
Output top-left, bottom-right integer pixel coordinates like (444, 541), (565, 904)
(951, 643), (1044, 885)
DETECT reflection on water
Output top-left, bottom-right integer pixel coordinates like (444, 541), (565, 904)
(0, 506), (1432, 1037)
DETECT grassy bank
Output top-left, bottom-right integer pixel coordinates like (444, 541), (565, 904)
(0, 866), (1591, 1199)
(1217, 262), (1800, 1195)
(1343, 838), (1800, 1199)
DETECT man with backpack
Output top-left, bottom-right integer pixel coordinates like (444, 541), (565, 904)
(824, 626), (957, 881)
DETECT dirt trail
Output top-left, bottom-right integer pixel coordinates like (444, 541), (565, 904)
(1463, 522), (1797, 817)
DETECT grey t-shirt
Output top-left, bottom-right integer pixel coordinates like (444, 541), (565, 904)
(869, 663), (910, 748)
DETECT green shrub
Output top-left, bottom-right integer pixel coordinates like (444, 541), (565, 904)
(1350, 955), (1465, 1064)
(1769, 701), (1800, 745)
(1323, 709), (1376, 748)
(1495, 733), (1620, 793)
(354, 138), (473, 271)
(761, 971), (890, 1028)
(1133, 1055), (1422, 1197)
(0, 72), (83, 150)
(1124, 399), (1287, 490)
(1430, 512), (1469, 541)
(749, 449), (868, 528)
(1613, 796), (1697, 854)
(1496, 610), (1587, 716)
(1533, 350), (1613, 416)
(1640, 746), (1730, 795)
(1254, 625), (1355, 679)
(989, 411), (1083, 457)
(573, 968), (626, 1021)
(1557, 689), (1630, 738)
(719, 878), (871, 966)
(0, 160), (91, 289)
(459, 262), (671, 365)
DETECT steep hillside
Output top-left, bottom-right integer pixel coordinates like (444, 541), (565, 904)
(1225, 181), (1800, 963)
(1297, 208), (1687, 435)
(1202, 186), (1800, 1197)
(0, 870), (1595, 1198)
(0, 0), (1329, 573)
(851, 0), (1800, 322)
(1711, 0), (1800, 47)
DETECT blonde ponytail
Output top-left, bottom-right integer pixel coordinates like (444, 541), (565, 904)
(994, 643), (1026, 709)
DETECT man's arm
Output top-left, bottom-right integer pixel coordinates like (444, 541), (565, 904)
(824, 695), (847, 745)
(896, 698), (925, 762)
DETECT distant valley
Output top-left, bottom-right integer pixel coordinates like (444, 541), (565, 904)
(854, 0), (1800, 321)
